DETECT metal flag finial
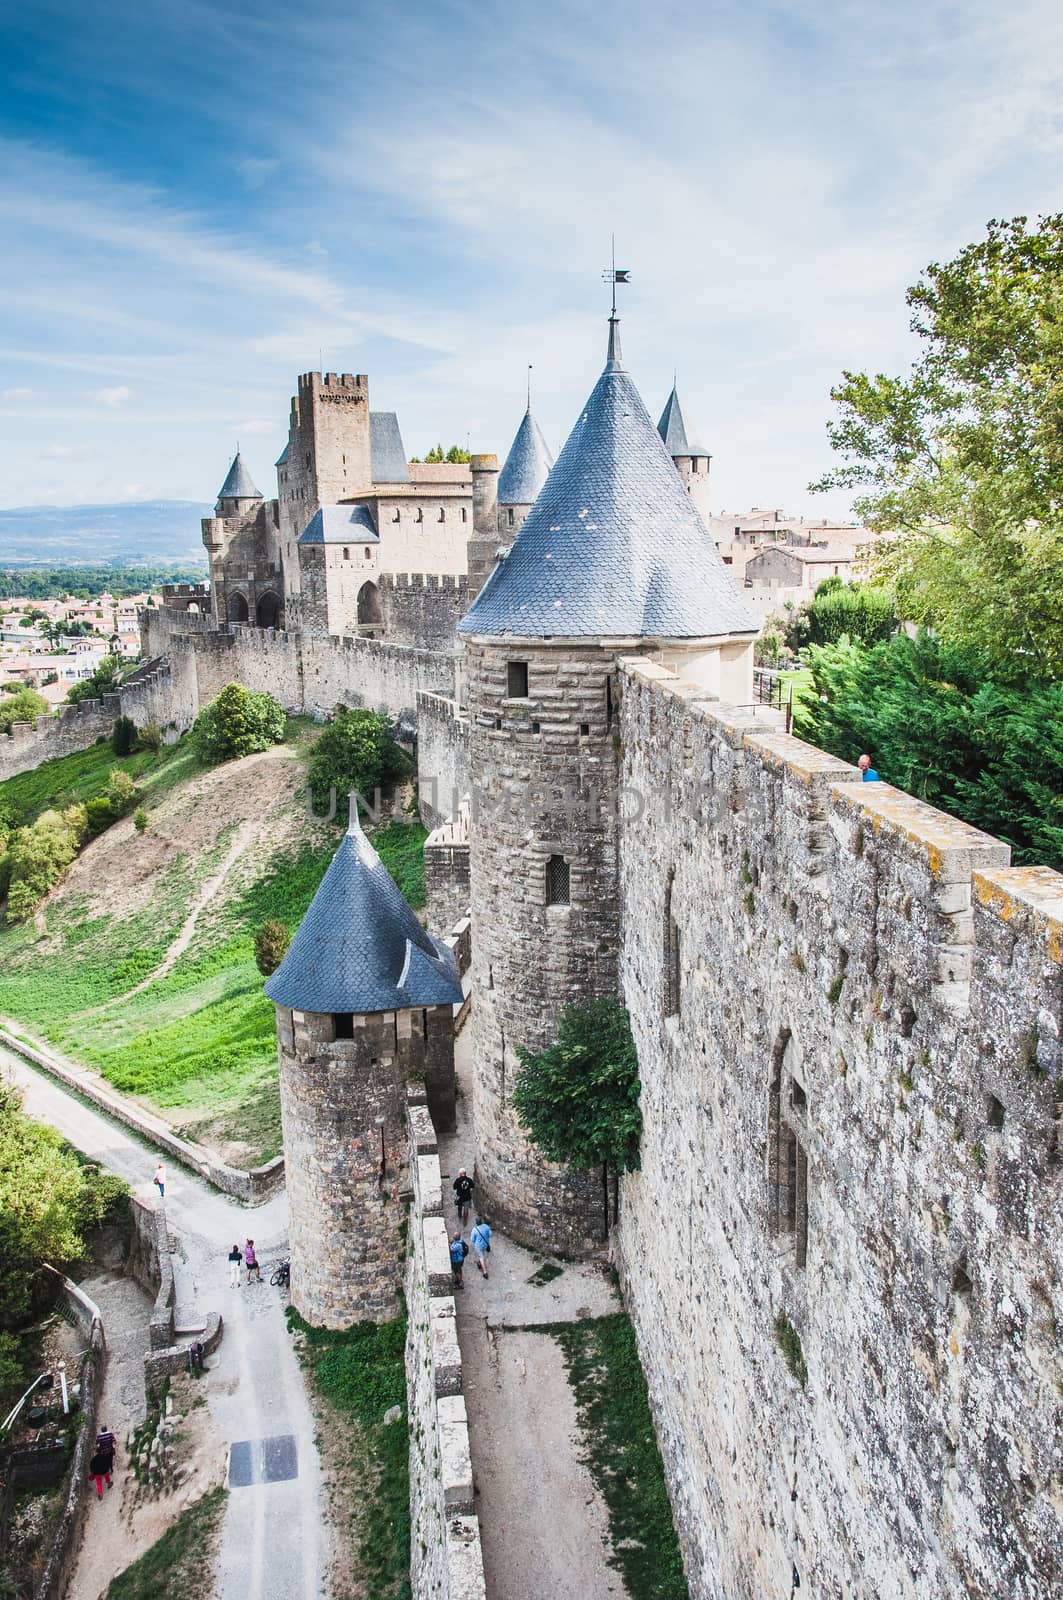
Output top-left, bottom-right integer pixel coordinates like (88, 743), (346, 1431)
(527, 363), (533, 410)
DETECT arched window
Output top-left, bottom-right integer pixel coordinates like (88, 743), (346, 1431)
(227, 591), (249, 624)
(255, 592), (280, 629)
(357, 581), (382, 625)
(768, 1030), (808, 1268)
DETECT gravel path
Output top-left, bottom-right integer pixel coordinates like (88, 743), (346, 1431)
(2, 1045), (326, 1600)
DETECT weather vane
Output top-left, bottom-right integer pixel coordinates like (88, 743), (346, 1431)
(602, 235), (631, 317)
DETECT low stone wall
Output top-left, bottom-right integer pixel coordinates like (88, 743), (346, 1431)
(405, 1089), (486, 1600)
(0, 697), (116, 782)
(33, 1273), (105, 1600)
(143, 1312), (223, 1399)
(127, 1199), (176, 1350)
(0, 1029), (284, 1204)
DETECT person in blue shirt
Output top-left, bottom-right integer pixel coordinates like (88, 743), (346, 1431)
(470, 1217), (492, 1279)
(449, 1232), (467, 1290)
(858, 754), (880, 782)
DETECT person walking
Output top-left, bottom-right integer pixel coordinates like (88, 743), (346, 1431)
(153, 1162), (166, 1199)
(89, 1434), (115, 1499)
(244, 1239), (261, 1283)
(470, 1216), (492, 1279)
(453, 1168), (474, 1224)
(449, 1232), (468, 1290)
(228, 1243), (243, 1288)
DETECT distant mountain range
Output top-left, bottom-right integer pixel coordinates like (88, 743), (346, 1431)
(0, 501), (213, 564)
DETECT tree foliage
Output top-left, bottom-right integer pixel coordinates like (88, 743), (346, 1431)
(254, 918), (291, 976)
(416, 444), (471, 464)
(0, 688), (48, 734)
(814, 214), (1063, 677)
(513, 998), (642, 1183)
(111, 714), (137, 755)
(807, 582), (895, 646)
(191, 683), (286, 763)
(307, 708), (410, 824)
(794, 632), (1063, 869)
(67, 653), (124, 704)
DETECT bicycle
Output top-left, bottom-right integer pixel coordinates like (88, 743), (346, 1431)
(270, 1259), (290, 1288)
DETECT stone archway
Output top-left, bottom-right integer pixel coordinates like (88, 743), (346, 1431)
(256, 591), (280, 629)
(357, 580), (382, 626)
(227, 591), (249, 623)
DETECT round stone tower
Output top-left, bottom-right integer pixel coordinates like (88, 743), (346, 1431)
(458, 316), (759, 1255)
(265, 807), (463, 1327)
(657, 382), (712, 522)
(214, 449), (264, 520)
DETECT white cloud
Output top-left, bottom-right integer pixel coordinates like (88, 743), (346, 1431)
(235, 156), (279, 188)
(41, 442), (87, 459)
(86, 385), (133, 408)
(2, 387), (34, 401)
(237, 419), (276, 435)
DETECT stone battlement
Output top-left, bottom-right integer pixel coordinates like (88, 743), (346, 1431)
(379, 573), (469, 595)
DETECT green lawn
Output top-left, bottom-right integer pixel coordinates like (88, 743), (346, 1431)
(106, 1486), (226, 1600)
(0, 731), (428, 1163)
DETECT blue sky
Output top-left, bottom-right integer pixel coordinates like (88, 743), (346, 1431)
(2, 0), (1062, 517)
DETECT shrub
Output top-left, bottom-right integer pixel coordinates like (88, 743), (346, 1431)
(111, 715), (137, 756)
(807, 581), (896, 647)
(192, 683), (287, 763)
(5, 808), (80, 918)
(0, 687), (48, 734)
(253, 919), (291, 976)
(308, 708), (410, 823)
(137, 723), (163, 752)
(133, 807), (149, 834)
(108, 769), (136, 810)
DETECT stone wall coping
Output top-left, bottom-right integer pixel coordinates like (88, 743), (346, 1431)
(143, 1311), (223, 1397)
(973, 866), (1063, 964)
(830, 779), (1012, 882)
(743, 727), (860, 785)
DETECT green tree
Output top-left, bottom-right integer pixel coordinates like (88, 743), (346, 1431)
(794, 631), (1063, 869)
(5, 808), (80, 918)
(191, 683), (287, 763)
(307, 708), (410, 824)
(111, 714), (137, 755)
(254, 919), (291, 976)
(0, 687), (48, 733)
(807, 582), (896, 647)
(67, 653), (123, 704)
(133, 807), (149, 834)
(137, 722), (163, 753)
(814, 215), (1063, 678)
(512, 998), (642, 1237)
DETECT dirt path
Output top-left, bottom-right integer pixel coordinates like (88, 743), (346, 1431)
(440, 1025), (627, 1600)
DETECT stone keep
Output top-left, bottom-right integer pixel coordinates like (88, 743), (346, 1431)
(201, 451), (284, 629)
(266, 809), (463, 1327)
(457, 316), (759, 1254)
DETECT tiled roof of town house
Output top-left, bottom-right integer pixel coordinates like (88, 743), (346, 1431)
(498, 407), (554, 504)
(657, 384), (710, 458)
(264, 808), (464, 1015)
(217, 451), (263, 502)
(298, 504), (379, 545)
(370, 412), (410, 484)
(459, 321), (758, 640)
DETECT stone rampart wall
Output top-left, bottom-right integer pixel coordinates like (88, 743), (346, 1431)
(424, 815), (470, 940)
(615, 657), (1063, 1600)
(416, 693), (470, 828)
(0, 698), (116, 782)
(380, 573), (469, 652)
(405, 1090), (486, 1600)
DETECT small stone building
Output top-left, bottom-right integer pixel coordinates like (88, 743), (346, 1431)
(265, 810), (463, 1327)
(201, 452), (284, 629)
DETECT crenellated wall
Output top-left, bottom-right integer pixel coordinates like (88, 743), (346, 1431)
(380, 573), (469, 652)
(615, 657), (1063, 1600)
(416, 692), (470, 828)
(405, 1088), (486, 1600)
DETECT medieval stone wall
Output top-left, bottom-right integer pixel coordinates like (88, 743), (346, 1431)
(416, 693), (470, 829)
(615, 657), (1063, 1600)
(381, 573), (469, 651)
(405, 1091), (486, 1600)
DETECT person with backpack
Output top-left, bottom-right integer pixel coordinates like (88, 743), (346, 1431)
(89, 1429), (116, 1499)
(470, 1217), (492, 1279)
(449, 1232), (468, 1290)
(453, 1168), (474, 1224)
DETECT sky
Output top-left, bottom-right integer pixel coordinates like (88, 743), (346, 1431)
(1, 0), (1062, 519)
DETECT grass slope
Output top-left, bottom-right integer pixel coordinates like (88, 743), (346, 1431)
(105, 1486), (226, 1600)
(0, 738), (427, 1163)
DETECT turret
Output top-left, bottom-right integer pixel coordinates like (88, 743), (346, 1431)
(657, 383), (712, 520)
(215, 451), (264, 519)
(458, 316), (757, 1253)
(265, 806), (463, 1326)
(497, 407), (553, 543)
(466, 453), (501, 602)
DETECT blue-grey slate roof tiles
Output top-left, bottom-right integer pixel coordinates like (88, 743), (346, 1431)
(298, 504), (379, 544)
(265, 814), (463, 1015)
(459, 333), (757, 640)
(498, 408), (553, 504)
(657, 385), (710, 458)
(217, 452), (263, 502)
(370, 412), (410, 483)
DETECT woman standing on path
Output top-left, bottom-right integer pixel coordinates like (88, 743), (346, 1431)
(153, 1162), (165, 1199)
(244, 1239), (261, 1283)
(228, 1243), (243, 1287)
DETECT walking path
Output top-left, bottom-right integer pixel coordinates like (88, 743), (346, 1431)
(440, 1027), (628, 1600)
(1, 1044), (326, 1600)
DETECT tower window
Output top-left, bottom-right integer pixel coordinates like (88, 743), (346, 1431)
(392, 509), (400, 522)
(507, 508), (515, 526)
(663, 870), (680, 1017)
(987, 1094), (1005, 1130)
(343, 547), (350, 561)
(546, 855), (570, 907)
(438, 508), (446, 522)
(768, 1031), (809, 1269)
(332, 1013), (354, 1039)
(507, 660), (529, 698)
(416, 508), (423, 523)
(364, 547), (372, 559)
(461, 507), (467, 523)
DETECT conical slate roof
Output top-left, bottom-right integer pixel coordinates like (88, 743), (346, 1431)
(498, 408), (553, 504)
(658, 385), (710, 458)
(459, 325), (757, 640)
(217, 452), (263, 502)
(264, 809), (463, 1015)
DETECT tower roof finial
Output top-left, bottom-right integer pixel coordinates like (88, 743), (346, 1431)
(602, 236), (630, 370)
